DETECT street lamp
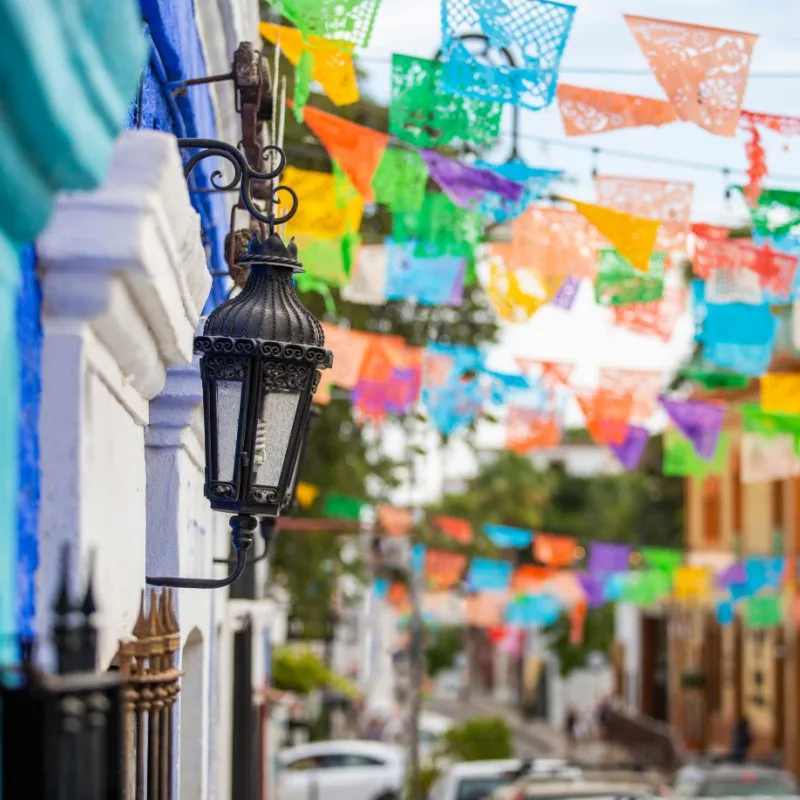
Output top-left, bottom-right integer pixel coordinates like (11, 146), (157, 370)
(146, 140), (332, 589)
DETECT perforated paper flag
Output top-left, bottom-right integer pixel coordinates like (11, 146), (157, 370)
(700, 302), (776, 347)
(389, 53), (503, 149)
(341, 244), (389, 305)
(432, 516), (474, 545)
(659, 397), (724, 461)
(300, 106), (390, 202)
(577, 573), (605, 608)
(488, 258), (552, 324)
(468, 558), (513, 591)
(378, 505), (414, 537)
(506, 594), (561, 627)
(557, 84), (677, 137)
(425, 549), (468, 588)
(551, 276), (581, 310)
(475, 158), (562, 223)
(612, 287), (687, 343)
(372, 148), (429, 213)
(761, 373), (800, 415)
(599, 369), (662, 423)
(740, 111), (800, 205)
(673, 565), (712, 602)
(588, 542), (632, 577)
(743, 594), (782, 629)
(595, 175), (694, 255)
(466, 591), (509, 627)
(571, 199), (660, 273)
(439, 0), (576, 111)
(421, 150), (525, 211)
(534, 534), (577, 567)
(622, 570), (671, 607)
(296, 482), (320, 509)
(268, 0), (383, 46)
(704, 341), (774, 378)
(323, 493), (364, 519)
(663, 429), (729, 478)
(318, 323), (372, 402)
(284, 166), (364, 239)
(260, 23), (358, 111)
(717, 599), (734, 625)
(610, 425), (649, 470)
(484, 524), (533, 549)
(574, 388), (633, 446)
(385, 240), (466, 306)
(294, 232), (360, 287)
(741, 188), (800, 239)
(595, 249), (664, 307)
(745, 557), (784, 593)
(625, 15), (758, 137)
(512, 565), (555, 593)
(505, 406), (561, 453)
(742, 404), (800, 446)
(393, 192), (483, 259)
(741, 433), (800, 483)
(492, 206), (600, 277)
(373, 578), (389, 600)
(642, 547), (683, 575)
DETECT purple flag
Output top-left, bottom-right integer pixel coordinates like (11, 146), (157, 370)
(577, 573), (605, 608)
(610, 425), (649, 470)
(659, 396), (724, 460)
(420, 150), (525, 210)
(588, 542), (631, 576)
(551, 276), (580, 310)
(717, 562), (746, 589)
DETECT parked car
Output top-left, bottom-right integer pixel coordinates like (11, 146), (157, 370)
(491, 779), (655, 800)
(671, 763), (799, 797)
(429, 759), (583, 800)
(276, 740), (405, 800)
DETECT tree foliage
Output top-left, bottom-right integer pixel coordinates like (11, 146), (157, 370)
(544, 605), (616, 677)
(440, 716), (513, 761)
(425, 625), (464, 677)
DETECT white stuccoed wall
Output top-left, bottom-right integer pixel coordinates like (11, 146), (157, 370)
(36, 129), (211, 666)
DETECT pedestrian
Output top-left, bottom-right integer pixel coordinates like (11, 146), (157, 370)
(730, 715), (752, 764)
(364, 716), (384, 741)
(564, 706), (579, 755)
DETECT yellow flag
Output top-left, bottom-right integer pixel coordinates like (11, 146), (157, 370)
(487, 258), (550, 323)
(260, 23), (359, 107)
(571, 199), (660, 272)
(761, 373), (800, 415)
(295, 482), (320, 509)
(283, 166), (364, 239)
(673, 565), (711, 602)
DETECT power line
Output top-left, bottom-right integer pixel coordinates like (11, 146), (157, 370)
(356, 53), (800, 79)
(507, 133), (800, 184)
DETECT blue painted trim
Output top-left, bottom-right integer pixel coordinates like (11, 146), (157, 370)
(15, 244), (40, 639)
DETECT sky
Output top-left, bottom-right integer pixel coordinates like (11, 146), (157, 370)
(354, 0), (800, 503)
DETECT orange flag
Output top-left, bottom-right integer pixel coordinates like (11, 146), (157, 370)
(299, 105), (390, 201)
(378, 505), (414, 537)
(492, 206), (601, 278)
(506, 407), (561, 453)
(465, 592), (508, 628)
(534, 534), (579, 567)
(625, 15), (758, 137)
(432, 516), (473, 545)
(425, 550), (468, 589)
(595, 175), (694, 255)
(612, 287), (687, 343)
(557, 84), (677, 136)
(516, 359), (575, 390)
(387, 582), (409, 609)
(574, 388), (633, 446)
(599, 368), (663, 423)
(570, 599), (588, 645)
(317, 323), (372, 404)
(512, 565), (555, 593)
(570, 198), (660, 272)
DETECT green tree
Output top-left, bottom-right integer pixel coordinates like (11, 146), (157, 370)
(425, 625), (464, 677)
(440, 717), (513, 761)
(544, 605), (615, 677)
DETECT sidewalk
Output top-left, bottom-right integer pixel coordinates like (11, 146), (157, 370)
(427, 694), (634, 766)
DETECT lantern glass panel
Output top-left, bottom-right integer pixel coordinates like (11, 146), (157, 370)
(215, 380), (245, 483)
(252, 391), (301, 486)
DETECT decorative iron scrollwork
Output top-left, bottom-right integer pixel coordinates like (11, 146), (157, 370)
(178, 138), (298, 233)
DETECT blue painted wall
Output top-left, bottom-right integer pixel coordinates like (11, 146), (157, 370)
(13, 0), (230, 641)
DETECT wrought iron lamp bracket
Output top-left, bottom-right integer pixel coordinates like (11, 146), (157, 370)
(177, 138), (298, 235)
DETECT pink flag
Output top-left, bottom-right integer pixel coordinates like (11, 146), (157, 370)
(659, 396), (725, 460)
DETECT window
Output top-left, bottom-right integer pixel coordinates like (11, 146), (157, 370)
(328, 754), (386, 768)
(701, 475), (721, 545)
(456, 777), (509, 800)
(773, 480), (785, 529)
(284, 757), (322, 772)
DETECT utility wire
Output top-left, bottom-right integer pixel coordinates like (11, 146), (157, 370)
(356, 53), (800, 80)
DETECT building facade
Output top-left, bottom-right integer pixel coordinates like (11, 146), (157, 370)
(3, 1), (299, 798)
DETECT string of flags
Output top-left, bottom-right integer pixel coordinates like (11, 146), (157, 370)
(264, 1), (800, 641)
